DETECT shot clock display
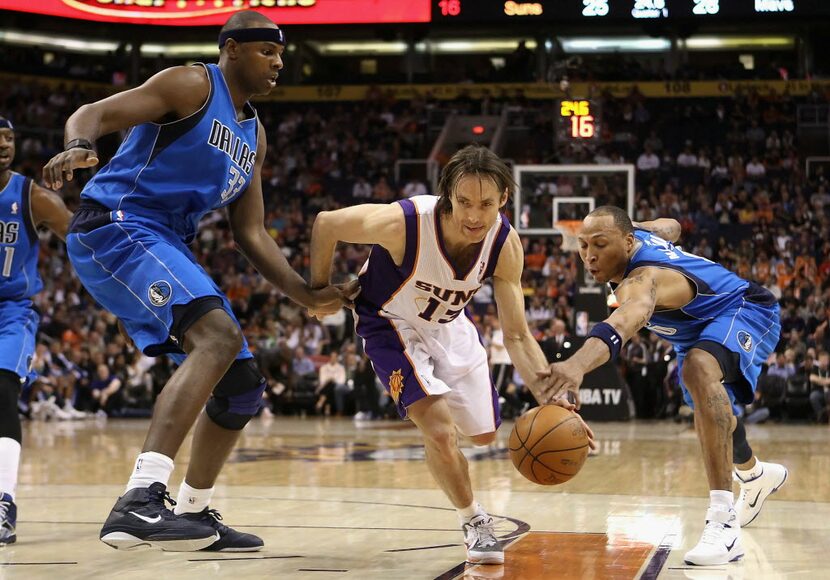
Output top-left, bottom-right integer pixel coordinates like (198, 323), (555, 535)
(559, 100), (598, 142)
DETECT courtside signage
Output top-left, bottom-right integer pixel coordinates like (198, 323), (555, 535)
(0, 0), (431, 25)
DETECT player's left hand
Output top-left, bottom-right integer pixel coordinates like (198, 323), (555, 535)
(536, 360), (584, 409)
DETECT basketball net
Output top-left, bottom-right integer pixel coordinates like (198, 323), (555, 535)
(555, 220), (582, 252)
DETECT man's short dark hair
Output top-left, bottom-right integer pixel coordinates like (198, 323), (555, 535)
(587, 205), (633, 234)
(435, 145), (514, 215)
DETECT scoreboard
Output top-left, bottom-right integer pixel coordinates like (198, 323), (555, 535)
(433, 0), (830, 22)
(558, 100), (600, 143)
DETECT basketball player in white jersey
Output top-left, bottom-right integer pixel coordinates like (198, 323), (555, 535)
(310, 145), (594, 564)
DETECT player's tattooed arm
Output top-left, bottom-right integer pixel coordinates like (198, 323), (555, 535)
(632, 218), (681, 243)
(607, 267), (659, 338)
(552, 267), (659, 382)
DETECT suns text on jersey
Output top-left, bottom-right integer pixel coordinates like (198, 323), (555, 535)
(414, 280), (479, 306)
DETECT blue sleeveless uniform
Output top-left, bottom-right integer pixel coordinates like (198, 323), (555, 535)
(623, 229), (780, 409)
(66, 63), (256, 361)
(0, 172), (41, 380)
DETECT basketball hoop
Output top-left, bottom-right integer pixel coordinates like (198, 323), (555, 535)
(555, 220), (582, 252)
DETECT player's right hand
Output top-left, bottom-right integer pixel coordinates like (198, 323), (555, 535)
(42, 148), (99, 189)
(535, 360), (584, 409)
(306, 279), (361, 319)
(549, 397), (597, 450)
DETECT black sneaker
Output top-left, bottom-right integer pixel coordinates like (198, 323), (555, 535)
(99, 482), (219, 551)
(0, 493), (16, 545)
(181, 508), (264, 552)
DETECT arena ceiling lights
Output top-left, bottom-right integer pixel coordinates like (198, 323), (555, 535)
(306, 39), (539, 56)
(559, 35), (794, 53)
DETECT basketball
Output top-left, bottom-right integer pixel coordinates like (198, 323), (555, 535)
(508, 405), (590, 486)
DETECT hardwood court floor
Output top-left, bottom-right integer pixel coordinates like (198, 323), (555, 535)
(3, 416), (829, 579)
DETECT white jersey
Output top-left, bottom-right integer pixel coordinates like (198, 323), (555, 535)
(356, 195), (510, 328)
(354, 195), (511, 435)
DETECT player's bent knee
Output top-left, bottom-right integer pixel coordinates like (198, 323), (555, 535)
(205, 359), (266, 430)
(0, 370), (23, 442)
(469, 432), (496, 446)
(185, 308), (244, 355)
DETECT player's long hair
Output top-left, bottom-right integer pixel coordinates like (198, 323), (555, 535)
(435, 145), (515, 215)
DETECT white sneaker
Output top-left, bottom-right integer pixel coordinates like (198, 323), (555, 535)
(63, 403), (87, 419)
(734, 461), (788, 527)
(683, 508), (743, 566)
(462, 514), (504, 565)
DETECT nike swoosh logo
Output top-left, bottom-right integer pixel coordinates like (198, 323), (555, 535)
(748, 489), (763, 508)
(726, 538), (738, 551)
(128, 511), (162, 524)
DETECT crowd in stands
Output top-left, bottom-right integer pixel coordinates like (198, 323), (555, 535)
(3, 67), (829, 426)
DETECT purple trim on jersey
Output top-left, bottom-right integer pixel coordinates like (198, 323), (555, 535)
(463, 308), (502, 431)
(399, 198), (418, 271)
(482, 213), (511, 280)
(355, 302), (428, 419)
(356, 199), (419, 309)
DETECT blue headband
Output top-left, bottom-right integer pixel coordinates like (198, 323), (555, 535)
(219, 27), (286, 49)
(0, 118), (12, 130)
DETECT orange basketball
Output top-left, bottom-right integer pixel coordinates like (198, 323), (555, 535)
(508, 405), (590, 485)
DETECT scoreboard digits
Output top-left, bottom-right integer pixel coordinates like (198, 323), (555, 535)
(560, 100), (597, 140)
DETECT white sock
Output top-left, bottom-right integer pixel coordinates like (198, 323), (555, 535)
(0, 438), (21, 500)
(735, 457), (762, 481)
(125, 452), (175, 493)
(457, 501), (485, 524)
(174, 481), (215, 515)
(710, 490), (734, 512)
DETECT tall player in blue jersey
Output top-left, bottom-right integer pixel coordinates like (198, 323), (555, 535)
(41, 12), (352, 552)
(0, 116), (73, 545)
(539, 206), (788, 567)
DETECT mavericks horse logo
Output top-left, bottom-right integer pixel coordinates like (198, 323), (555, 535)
(389, 369), (404, 403)
(737, 330), (753, 352)
(148, 280), (172, 307)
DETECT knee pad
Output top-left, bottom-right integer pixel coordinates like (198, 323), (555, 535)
(205, 359), (266, 430)
(732, 417), (753, 465)
(0, 370), (23, 443)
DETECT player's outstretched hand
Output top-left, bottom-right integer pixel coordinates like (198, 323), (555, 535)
(42, 148), (99, 189)
(550, 396), (597, 450)
(535, 360), (584, 410)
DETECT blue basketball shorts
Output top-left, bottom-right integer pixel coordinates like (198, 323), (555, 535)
(676, 299), (781, 413)
(67, 205), (251, 360)
(0, 298), (38, 381)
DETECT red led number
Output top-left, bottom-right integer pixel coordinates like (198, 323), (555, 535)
(570, 115), (595, 138)
(439, 0), (461, 16)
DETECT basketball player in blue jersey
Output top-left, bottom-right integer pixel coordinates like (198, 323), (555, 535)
(540, 206), (788, 567)
(309, 145), (594, 565)
(41, 12), (353, 552)
(0, 116), (73, 545)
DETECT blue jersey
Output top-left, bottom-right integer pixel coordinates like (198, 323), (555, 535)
(0, 172), (41, 300)
(81, 63), (259, 244)
(623, 229), (769, 349)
